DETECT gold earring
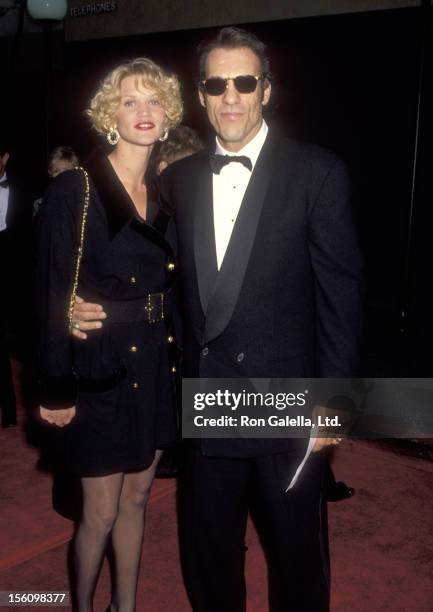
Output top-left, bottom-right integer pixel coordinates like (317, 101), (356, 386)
(106, 127), (120, 146)
(158, 128), (169, 142)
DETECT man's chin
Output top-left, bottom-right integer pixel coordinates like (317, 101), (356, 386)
(217, 130), (246, 149)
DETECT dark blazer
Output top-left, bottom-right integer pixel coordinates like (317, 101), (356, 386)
(36, 152), (177, 409)
(0, 178), (32, 250)
(160, 129), (364, 456)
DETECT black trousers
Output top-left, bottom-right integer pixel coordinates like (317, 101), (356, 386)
(179, 448), (330, 612)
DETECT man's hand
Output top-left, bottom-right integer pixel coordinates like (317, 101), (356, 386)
(71, 295), (106, 340)
(40, 406), (76, 427)
(311, 404), (347, 453)
(311, 436), (343, 453)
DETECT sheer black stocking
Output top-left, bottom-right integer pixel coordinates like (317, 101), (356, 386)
(74, 473), (123, 612)
(74, 451), (162, 612)
(110, 451), (162, 612)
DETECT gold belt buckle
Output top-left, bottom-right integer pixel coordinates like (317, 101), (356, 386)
(145, 292), (164, 323)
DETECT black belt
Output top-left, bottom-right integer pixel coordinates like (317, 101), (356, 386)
(99, 291), (173, 324)
(78, 364), (127, 393)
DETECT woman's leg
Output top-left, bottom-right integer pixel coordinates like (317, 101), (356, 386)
(109, 451), (163, 612)
(74, 473), (124, 612)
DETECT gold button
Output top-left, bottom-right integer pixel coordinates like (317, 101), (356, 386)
(132, 382), (139, 389)
(167, 335), (174, 344)
(171, 366), (177, 373)
(130, 346), (138, 353)
(130, 276), (136, 284)
(167, 262), (175, 272)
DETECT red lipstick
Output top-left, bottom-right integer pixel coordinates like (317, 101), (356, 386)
(134, 122), (155, 130)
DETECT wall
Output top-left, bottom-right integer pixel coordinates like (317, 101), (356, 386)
(64, 0), (419, 41)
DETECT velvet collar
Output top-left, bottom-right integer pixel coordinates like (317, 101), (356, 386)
(84, 150), (173, 257)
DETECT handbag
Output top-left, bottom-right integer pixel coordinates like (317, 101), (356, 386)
(68, 167), (90, 333)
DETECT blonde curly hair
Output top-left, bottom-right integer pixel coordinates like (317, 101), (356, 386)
(87, 57), (183, 135)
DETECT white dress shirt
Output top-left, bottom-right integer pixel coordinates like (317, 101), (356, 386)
(0, 173), (10, 232)
(213, 121), (268, 269)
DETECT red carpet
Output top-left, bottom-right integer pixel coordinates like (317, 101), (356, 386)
(1, 361), (433, 610)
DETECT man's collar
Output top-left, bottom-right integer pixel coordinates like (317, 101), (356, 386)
(215, 121), (268, 169)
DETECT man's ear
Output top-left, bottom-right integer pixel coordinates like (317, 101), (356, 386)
(198, 87), (206, 108)
(261, 80), (271, 106)
(1, 152), (10, 166)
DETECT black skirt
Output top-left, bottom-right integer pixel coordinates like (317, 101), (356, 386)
(62, 320), (176, 477)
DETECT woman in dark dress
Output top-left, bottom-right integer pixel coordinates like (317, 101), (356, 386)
(36, 58), (182, 612)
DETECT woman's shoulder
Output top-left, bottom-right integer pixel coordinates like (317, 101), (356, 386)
(41, 168), (90, 221)
(45, 168), (86, 197)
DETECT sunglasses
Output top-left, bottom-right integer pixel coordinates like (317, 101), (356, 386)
(200, 74), (266, 96)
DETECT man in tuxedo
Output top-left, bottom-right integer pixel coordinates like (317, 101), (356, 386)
(160, 27), (363, 611)
(73, 27), (363, 611)
(0, 142), (18, 427)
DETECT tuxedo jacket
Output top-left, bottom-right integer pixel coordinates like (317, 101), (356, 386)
(2, 170), (34, 229)
(159, 129), (364, 457)
(0, 178), (33, 304)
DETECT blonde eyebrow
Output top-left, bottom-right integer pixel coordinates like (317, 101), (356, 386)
(120, 92), (159, 99)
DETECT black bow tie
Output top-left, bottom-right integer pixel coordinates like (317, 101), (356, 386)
(0, 179), (8, 189)
(209, 154), (253, 174)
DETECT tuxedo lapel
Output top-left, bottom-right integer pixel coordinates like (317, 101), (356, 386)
(203, 131), (280, 344)
(193, 156), (218, 315)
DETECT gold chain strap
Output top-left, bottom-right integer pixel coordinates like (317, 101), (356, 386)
(68, 167), (90, 332)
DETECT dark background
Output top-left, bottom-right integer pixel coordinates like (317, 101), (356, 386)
(1, 5), (432, 376)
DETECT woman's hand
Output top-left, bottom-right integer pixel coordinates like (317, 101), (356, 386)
(71, 295), (106, 340)
(40, 406), (76, 427)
